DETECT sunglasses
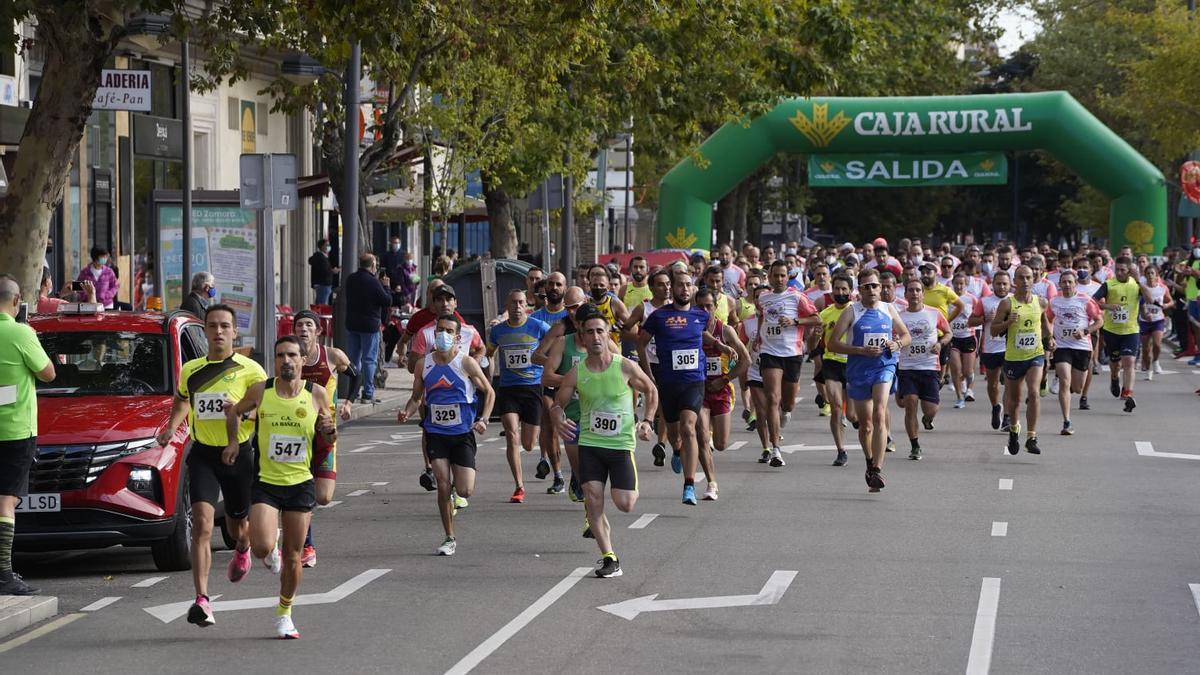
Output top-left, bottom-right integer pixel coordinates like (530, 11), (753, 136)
(860, 282), (881, 289)
(566, 303), (583, 311)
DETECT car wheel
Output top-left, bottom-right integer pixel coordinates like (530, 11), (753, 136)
(151, 472), (193, 572)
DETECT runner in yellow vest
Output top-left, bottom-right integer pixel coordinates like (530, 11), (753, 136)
(1091, 255), (1154, 413)
(991, 265), (1053, 456)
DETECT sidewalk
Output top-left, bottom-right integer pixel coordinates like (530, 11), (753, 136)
(0, 595), (57, 640)
(345, 362), (414, 422)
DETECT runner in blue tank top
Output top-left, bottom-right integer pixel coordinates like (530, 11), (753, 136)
(827, 269), (911, 493)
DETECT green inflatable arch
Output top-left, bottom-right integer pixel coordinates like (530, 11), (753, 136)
(657, 92), (1166, 254)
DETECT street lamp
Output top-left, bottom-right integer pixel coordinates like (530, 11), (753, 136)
(281, 53), (327, 84)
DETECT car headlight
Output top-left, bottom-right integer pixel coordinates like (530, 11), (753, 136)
(126, 465), (161, 503)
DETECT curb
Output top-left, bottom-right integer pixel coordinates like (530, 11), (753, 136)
(0, 595), (58, 640)
(345, 365), (414, 423)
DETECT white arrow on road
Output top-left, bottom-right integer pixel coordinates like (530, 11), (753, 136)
(597, 570), (798, 620)
(779, 444), (861, 453)
(1135, 441), (1200, 461)
(143, 568), (390, 623)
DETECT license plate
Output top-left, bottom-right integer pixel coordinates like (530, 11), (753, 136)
(16, 493), (61, 513)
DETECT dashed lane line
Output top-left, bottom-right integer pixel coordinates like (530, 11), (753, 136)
(80, 597), (121, 612)
(346, 489), (370, 497)
(319, 500), (343, 509)
(990, 522), (1008, 537)
(372, 482), (389, 486)
(966, 577), (1002, 674)
(132, 576), (167, 588)
(998, 479), (1013, 491)
(727, 441), (747, 450)
(628, 514), (659, 529)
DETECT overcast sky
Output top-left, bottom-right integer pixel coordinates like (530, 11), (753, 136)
(995, 5), (1040, 55)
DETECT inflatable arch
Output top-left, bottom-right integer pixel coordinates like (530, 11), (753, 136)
(656, 92), (1166, 254)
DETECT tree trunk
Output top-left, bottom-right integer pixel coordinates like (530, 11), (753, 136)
(714, 189), (736, 249)
(0, 4), (118, 295)
(482, 173), (515, 258)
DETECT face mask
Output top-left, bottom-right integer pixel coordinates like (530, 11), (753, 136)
(980, 262), (993, 275)
(785, 248), (797, 256)
(1192, 248), (1200, 259)
(322, 247), (330, 254)
(825, 255), (837, 265)
(590, 287), (607, 301)
(632, 272), (645, 282)
(434, 331), (454, 352)
(206, 287), (218, 299)
(832, 294), (850, 305)
(390, 243), (400, 252)
(98, 257), (109, 266)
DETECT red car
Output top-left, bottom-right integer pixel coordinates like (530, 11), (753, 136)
(16, 308), (209, 571)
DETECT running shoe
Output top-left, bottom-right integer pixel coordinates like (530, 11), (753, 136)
(885, 437), (896, 453)
(1079, 396), (1090, 410)
(301, 545), (317, 569)
(548, 476), (566, 494)
(814, 393), (827, 409)
(1110, 378), (1120, 398)
(535, 458), (551, 480)
(866, 467), (885, 492)
(1000, 415), (1011, 433)
(965, 388), (976, 402)
(436, 537), (457, 556)
(595, 556), (622, 578)
(419, 468), (436, 492)
(1040, 380), (1048, 397)
(263, 546), (282, 575)
(819, 404), (832, 417)
(833, 450), (848, 467)
(742, 408), (751, 422)
(1061, 420), (1074, 436)
(1049, 376), (1059, 395)
(745, 417), (757, 432)
(187, 595), (215, 627)
(1154, 360), (1164, 374)
(991, 404), (1002, 430)
(769, 447), (785, 467)
(275, 614), (300, 639)
(1190, 357), (1200, 367)
(954, 399), (966, 409)
(228, 546), (252, 582)
(682, 484), (698, 505)
(782, 411), (792, 428)
(670, 452), (682, 474)
(453, 493), (469, 509)
(703, 483), (719, 501)
(569, 475), (584, 502)
(909, 445), (922, 461)
(582, 518), (594, 539)
(921, 415), (934, 431)
(850, 419), (860, 430)
(1025, 436), (1041, 454)
(1124, 396), (1136, 413)
(1006, 431), (1019, 455)
(510, 486), (526, 503)
(1145, 369), (1153, 381)
(758, 449), (770, 464)
(651, 442), (666, 467)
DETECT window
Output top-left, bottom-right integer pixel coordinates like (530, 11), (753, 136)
(36, 332), (169, 396)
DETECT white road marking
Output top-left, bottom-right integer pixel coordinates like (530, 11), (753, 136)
(80, 597), (122, 612)
(349, 446), (372, 453)
(372, 482), (389, 486)
(1189, 584), (1200, 619)
(445, 567), (590, 674)
(1135, 441), (1200, 461)
(780, 443), (862, 453)
(0, 613), (84, 654)
(998, 479), (1013, 491)
(143, 569), (390, 623)
(727, 441), (747, 450)
(991, 522), (1008, 537)
(597, 570), (798, 621)
(966, 577), (1001, 675)
(482, 438), (500, 444)
(346, 489), (370, 497)
(629, 514), (659, 529)
(132, 576), (168, 588)
(319, 500), (343, 509)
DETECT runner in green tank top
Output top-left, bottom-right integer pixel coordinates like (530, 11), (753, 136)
(991, 265), (1054, 457)
(225, 336), (336, 640)
(552, 307), (658, 579)
(1092, 256), (1155, 413)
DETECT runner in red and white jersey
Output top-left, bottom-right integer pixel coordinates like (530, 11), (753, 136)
(1028, 254), (1059, 302)
(803, 264), (832, 305)
(969, 270), (1012, 432)
(960, 260), (992, 298)
(948, 273), (980, 409)
(896, 279), (952, 460)
(1046, 272), (1102, 435)
(755, 260), (820, 463)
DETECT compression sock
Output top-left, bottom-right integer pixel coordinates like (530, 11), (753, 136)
(684, 478), (694, 487)
(0, 516), (13, 573)
(277, 595), (294, 617)
(602, 551), (616, 560)
(910, 437), (920, 450)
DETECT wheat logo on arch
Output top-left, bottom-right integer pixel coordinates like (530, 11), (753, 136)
(789, 103), (851, 148)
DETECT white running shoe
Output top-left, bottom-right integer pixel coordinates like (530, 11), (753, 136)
(1154, 360), (1164, 374)
(1049, 376), (1060, 395)
(262, 546), (282, 575)
(1145, 370), (1153, 381)
(703, 483), (719, 501)
(781, 411), (791, 428)
(437, 537), (457, 556)
(275, 614), (299, 639)
(769, 447), (785, 467)
(954, 399), (966, 409)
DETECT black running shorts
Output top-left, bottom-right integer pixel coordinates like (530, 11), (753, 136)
(578, 445), (638, 491)
(188, 440), (254, 519)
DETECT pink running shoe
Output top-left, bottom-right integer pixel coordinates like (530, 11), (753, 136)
(227, 546), (252, 583)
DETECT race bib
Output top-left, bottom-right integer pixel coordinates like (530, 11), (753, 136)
(765, 324), (783, 338)
(590, 410), (621, 436)
(1058, 326), (1079, 341)
(0, 385), (15, 407)
(863, 332), (889, 349)
(908, 343), (929, 357)
(430, 403), (460, 427)
(504, 347), (532, 370)
(195, 393), (229, 420)
(1016, 331), (1038, 349)
(1110, 307), (1129, 324)
(672, 349), (699, 371)
(705, 357), (722, 377)
(269, 435), (307, 463)
(951, 317), (969, 332)
(1145, 304), (1163, 320)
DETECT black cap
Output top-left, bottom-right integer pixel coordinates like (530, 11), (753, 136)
(432, 284), (457, 298)
(919, 261), (937, 272)
(293, 309), (322, 326)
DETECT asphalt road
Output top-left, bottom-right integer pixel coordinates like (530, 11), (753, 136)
(4, 363), (1200, 674)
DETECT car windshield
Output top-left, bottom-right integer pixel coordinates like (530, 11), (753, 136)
(36, 331), (170, 396)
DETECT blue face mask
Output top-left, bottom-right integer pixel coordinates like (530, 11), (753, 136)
(207, 287), (218, 299)
(434, 331), (454, 352)
(1076, 270), (1089, 283)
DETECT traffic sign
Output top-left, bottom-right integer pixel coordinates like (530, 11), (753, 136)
(239, 153), (298, 211)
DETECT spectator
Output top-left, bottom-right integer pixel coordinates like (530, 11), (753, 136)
(431, 255), (453, 278)
(76, 246), (118, 309)
(344, 253), (392, 403)
(308, 238), (338, 306)
(179, 272), (215, 318)
(380, 235), (405, 281)
(37, 270), (94, 314)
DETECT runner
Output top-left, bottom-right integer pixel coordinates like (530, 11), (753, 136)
(992, 265), (1054, 455)
(1046, 271), (1102, 435)
(948, 272), (980, 409)
(703, 264), (741, 330)
(619, 256), (652, 308)
(222, 336), (336, 639)
(638, 271), (728, 503)
(896, 279), (952, 460)
(694, 287), (751, 501)
(530, 272), (570, 492)
(541, 287), (596, 517)
(1092, 256), (1154, 413)
(877, 271), (905, 453)
(756, 260), (820, 466)
(738, 285), (773, 458)
(737, 269), (763, 428)
(588, 264), (631, 344)
(397, 314), (495, 556)
(155, 304), (265, 628)
(486, 289), (551, 503)
(814, 274), (858, 466)
(553, 307), (658, 578)
(1138, 265), (1172, 380)
(804, 263), (834, 416)
(622, 271), (673, 466)
(826, 269), (911, 492)
(969, 270), (1011, 430)
(291, 310), (357, 568)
